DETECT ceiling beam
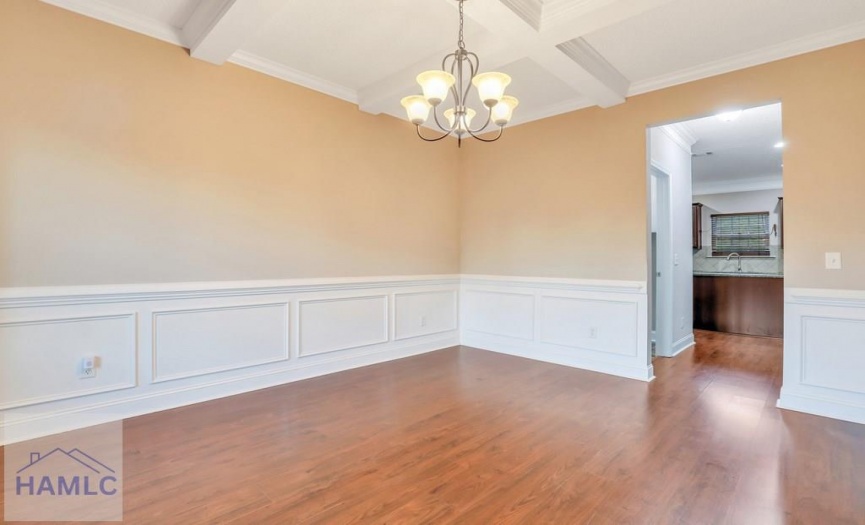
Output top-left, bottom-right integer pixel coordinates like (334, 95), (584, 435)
(552, 38), (629, 107)
(181, 0), (287, 65)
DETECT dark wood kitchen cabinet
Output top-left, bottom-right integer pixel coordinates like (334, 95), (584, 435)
(692, 203), (703, 250)
(778, 197), (784, 248)
(693, 275), (784, 337)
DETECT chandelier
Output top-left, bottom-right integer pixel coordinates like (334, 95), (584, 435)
(400, 0), (519, 146)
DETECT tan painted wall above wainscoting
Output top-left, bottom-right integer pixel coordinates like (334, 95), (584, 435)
(2, 1), (864, 292)
(460, 39), (865, 290)
(0, 0), (460, 287)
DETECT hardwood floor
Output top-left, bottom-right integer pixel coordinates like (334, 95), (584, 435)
(3, 330), (865, 523)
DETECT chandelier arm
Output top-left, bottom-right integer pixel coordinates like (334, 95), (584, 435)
(460, 52), (476, 106)
(441, 51), (456, 72)
(431, 104), (456, 133)
(464, 125), (504, 143)
(467, 52), (480, 76)
(416, 125), (455, 142)
(466, 107), (493, 134)
(448, 54), (462, 107)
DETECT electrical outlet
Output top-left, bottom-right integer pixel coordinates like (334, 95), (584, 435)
(680, 316), (685, 329)
(420, 315), (427, 327)
(825, 252), (842, 270)
(589, 326), (598, 339)
(79, 356), (97, 379)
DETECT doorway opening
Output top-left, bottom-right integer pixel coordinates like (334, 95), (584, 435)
(647, 102), (784, 364)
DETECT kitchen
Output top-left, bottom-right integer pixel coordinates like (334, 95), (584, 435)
(689, 103), (784, 338)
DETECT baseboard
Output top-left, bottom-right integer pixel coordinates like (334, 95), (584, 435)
(777, 389), (865, 425)
(668, 333), (695, 357)
(462, 333), (654, 381)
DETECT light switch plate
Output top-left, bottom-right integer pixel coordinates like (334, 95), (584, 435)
(825, 252), (842, 270)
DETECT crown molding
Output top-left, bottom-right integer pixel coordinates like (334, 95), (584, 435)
(658, 123), (698, 153)
(40, 0), (183, 46)
(692, 175), (783, 196)
(228, 51), (359, 105)
(629, 20), (865, 97)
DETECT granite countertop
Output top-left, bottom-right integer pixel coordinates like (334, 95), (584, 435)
(693, 271), (784, 279)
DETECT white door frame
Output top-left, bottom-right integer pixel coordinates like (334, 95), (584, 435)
(648, 164), (674, 359)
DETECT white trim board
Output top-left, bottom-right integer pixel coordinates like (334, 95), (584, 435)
(668, 333), (695, 358)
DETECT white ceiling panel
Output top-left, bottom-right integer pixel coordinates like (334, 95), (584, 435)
(239, 0), (487, 90)
(684, 103), (783, 185)
(584, 0), (865, 83)
(106, 0), (200, 29)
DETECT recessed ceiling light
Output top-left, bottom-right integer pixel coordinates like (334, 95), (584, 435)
(774, 141), (786, 149)
(716, 110), (743, 122)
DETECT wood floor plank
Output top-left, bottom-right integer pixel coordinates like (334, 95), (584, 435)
(2, 330), (864, 524)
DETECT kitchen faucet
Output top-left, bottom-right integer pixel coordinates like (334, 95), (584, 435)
(726, 252), (742, 272)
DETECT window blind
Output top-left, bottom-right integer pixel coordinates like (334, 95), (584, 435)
(711, 212), (770, 256)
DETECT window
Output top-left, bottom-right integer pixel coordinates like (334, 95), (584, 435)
(711, 212), (770, 257)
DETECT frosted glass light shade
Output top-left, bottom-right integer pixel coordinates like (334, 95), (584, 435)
(472, 72), (511, 107)
(416, 70), (456, 106)
(444, 108), (477, 136)
(491, 96), (519, 126)
(400, 95), (432, 125)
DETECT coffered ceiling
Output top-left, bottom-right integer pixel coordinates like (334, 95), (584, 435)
(40, 0), (865, 127)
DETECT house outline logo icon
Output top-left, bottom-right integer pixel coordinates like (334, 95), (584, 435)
(15, 448), (118, 497)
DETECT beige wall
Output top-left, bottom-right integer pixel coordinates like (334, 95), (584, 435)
(3, 2), (864, 291)
(0, 0), (460, 287)
(461, 39), (865, 290)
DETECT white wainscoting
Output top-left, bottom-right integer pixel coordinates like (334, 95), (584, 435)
(778, 288), (865, 424)
(0, 276), (460, 445)
(460, 275), (653, 382)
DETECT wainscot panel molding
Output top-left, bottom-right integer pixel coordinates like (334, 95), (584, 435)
(460, 275), (653, 382)
(778, 288), (865, 424)
(299, 296), (389, 357)
(152, 303), (291, 383)
(0, 275), (460, 445)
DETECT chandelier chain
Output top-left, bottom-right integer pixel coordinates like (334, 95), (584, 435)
(457, 0), (465, 50)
